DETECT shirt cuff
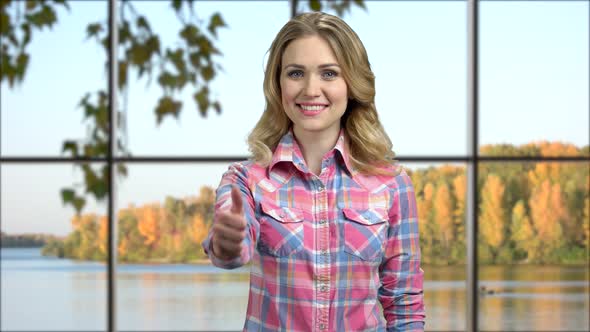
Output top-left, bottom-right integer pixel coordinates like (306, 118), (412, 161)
(202, 233), (244, 269)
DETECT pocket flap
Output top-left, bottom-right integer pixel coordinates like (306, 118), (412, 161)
(260, 201), (304, 223)
(342, 208), (388, 226)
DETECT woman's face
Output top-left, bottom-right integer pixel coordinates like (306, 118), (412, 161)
(280, 35), (348, 140)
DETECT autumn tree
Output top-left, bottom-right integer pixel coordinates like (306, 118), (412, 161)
(479, 174), (506, 263)
(433, 182), (453, 256)
(190, 213), (208, 258)
(137, 205), (160, 251)
(417, 182), (437, 263)
(452, 173), (466, 262)
(509, 200), (535, 262)
(528, 180), (567, 263)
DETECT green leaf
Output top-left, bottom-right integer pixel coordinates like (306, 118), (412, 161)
(53, 0), (70, 11)
(309, 0), (322, 11)
(166, 48), (185, 73)
(25, 1), (39, 11)
(72, 197), (86, 214)
(207, 13), (226, 38)
(128, 42), (150, 66)
(136, 16), (150, 31)
(61, 189), (75, 204)
(21, 23), (31, 46)
(0, 12), (11, 35)
(188, 51), (200, 69)
(118, 21), (131, 44)
(146, 35), (160, 55)
(15, 52), (29, 80)
(83, 144), (95, 156)
(117, 164), (128, 177)
(353, 0), (366, 10)
(62, 141), (79, 157)
(193, 87), (209, 116)
(212, 101), (221, 114)
(171, 0), (182, 12)
(86, 23), (102, 40)
(118, 60), (127, 90)
(155, 96), (182, 124)
(179, 24), (200, 46)
(201, 65), (214, 82)
(157, 71), (177, 90)
(89, 177), (108, 200)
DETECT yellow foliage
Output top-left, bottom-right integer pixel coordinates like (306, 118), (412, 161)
(529, 180), (565, 247)
(434, 183), (453, 245)
(98, 216), (108, 254)
(191, 214), (209, 245)
(118, 238), (127, 256)
(480, 174), (505, 248)
(137, 205), (159, 246)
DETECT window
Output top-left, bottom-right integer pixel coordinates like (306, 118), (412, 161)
(1, 1), (588, 331)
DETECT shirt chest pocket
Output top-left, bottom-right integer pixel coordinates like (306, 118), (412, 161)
(342, 208), (389, 261)
(258, 201), (305, 257)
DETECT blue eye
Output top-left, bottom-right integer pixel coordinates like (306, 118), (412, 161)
(287, 70), (303, 78)
(322, 70), (338, 79)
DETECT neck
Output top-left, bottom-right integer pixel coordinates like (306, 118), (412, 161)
(293, 126), (341, 176)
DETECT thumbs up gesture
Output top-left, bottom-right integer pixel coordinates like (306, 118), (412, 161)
(211, 186), (247, 261)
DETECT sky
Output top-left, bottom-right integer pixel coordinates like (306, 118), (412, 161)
(1, 1), (588, 236)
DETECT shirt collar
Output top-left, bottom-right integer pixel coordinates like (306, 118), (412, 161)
(269, 128), (355, 176)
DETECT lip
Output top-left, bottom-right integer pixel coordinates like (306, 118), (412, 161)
(297, 102), (329, 106)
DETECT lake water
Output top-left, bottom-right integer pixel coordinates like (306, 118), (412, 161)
(1, 248), (588, 331)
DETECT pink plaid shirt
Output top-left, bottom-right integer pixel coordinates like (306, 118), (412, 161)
(203, 129), (425, 331)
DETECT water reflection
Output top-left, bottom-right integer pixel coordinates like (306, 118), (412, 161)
(1, 249), (588, 331)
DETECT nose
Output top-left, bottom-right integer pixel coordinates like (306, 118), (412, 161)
(302, 75), (321, 97)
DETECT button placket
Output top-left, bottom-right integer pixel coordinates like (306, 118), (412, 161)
(314, 179), (330, 332)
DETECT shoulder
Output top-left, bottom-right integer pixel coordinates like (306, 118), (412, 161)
(223, 160), (278, 186)
(383, 165), (415, 193)
(224, 159), (266, 176)
(353, 162), (415, 194)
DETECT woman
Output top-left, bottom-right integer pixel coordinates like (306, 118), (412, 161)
(202, 12), (425, 331)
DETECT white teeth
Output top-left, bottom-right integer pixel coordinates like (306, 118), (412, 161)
(299, 105), (326, 111)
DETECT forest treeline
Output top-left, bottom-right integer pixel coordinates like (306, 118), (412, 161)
(1, 232), (63, 247)
(40, 141), (589, 265)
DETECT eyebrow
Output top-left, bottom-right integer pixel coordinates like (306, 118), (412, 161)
(283, 63), (340, 70)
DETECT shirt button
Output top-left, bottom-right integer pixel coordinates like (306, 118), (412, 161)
(321, 250), (328, 256)
(319, 323), (326, 330)
(320, 285), (328, 292)
(318, 185), (325, 192)
(319, 219), (327, 225)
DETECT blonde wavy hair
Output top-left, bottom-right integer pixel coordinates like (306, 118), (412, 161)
(247, 12), (397, 176)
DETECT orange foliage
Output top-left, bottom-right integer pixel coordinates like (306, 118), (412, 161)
(118, 238), (127, 256)
(98, 216), (108, 254)
(191, 214), (209, 245)
(529, 180), (565, 245)
(138, 205), (159, 246)
(434, 183), (453, 246)
(480, 174), (505, 249)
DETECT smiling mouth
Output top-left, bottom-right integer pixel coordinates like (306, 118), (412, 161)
(296, 104), (329, 115)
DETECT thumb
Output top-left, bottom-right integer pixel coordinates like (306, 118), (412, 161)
(230, 185), (243, 215)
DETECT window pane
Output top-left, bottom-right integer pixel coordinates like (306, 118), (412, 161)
(477, 161), (590, 331)
(408, 162), (467, 331)
(366, 3), (467, 157)
(1, 2), (107, 157)
(480, 2), (589, 157)
(1, 164), (108, 330)
(123, 1), (467, 157)
(115, 163), (248, 330)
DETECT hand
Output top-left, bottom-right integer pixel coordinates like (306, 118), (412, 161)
(211, 185), (247, 260)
